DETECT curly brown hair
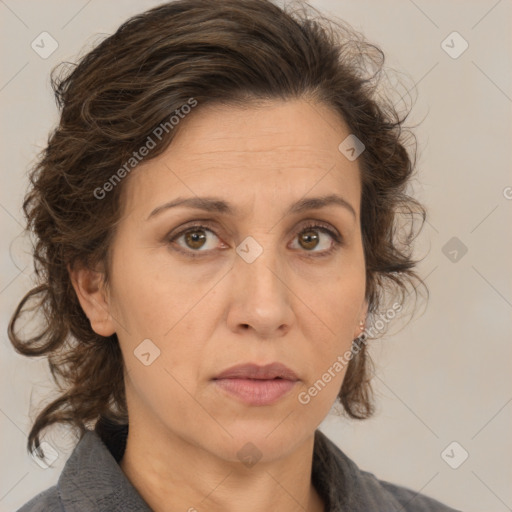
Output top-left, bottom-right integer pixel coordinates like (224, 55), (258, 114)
(8, 0), (427, 458)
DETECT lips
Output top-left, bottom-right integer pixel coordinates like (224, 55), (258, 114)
(213, 362), (299, 381)
(212, 362), (299, 406)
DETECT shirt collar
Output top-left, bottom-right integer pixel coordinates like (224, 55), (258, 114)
(313, 429), (404, 511)
(57, 425), (403, 512)
(57, 425), (152, 511)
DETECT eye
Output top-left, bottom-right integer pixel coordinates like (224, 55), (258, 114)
(289, 222), (342, 256)
(167, 221), (343, 258)
(169, 224), (222, 255)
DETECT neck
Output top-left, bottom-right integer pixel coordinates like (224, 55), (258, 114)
(119, 420), (324, 512)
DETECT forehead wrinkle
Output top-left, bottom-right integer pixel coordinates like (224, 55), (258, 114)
(181, 147), (338, 170)
(181, 145), (335, 155)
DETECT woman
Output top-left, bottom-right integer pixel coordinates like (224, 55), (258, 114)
(9, 0), (462, 510)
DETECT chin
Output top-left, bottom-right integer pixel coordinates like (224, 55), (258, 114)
(205, 419), (313, 464)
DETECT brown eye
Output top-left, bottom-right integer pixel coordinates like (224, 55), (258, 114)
(298, 229), (320, 250)
(290, 223), (342, 255)
(169, 224), (222, 255)
(183, 229), (208, 250)
(168, 221), (342, 259)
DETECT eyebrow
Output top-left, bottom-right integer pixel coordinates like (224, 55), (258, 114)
(146, 193), (356, 220)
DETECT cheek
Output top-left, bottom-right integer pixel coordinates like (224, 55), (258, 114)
(293, 271), (364, 403)
(297, 270), (364, 342)
(295, 355), (349, 426)
(123, 359), (208, 429)
(109, 242), (218, 390)
(110, 284), (207, 415)
(109, 250), (195, 339)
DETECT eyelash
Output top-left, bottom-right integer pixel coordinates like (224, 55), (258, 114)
(166, 221), (343, 259)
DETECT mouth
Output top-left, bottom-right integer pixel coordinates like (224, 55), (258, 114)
(213, 362), (299, 381)
(213, 377), (298, 406)
(212, 362), (299, 406)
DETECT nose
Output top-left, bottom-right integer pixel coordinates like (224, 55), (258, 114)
(226, 237), (294, 338)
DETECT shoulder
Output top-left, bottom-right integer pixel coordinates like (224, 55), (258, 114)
(361, 470), (463, 512)
(313, 429), (463, 512)
(16, 485), (62, 512)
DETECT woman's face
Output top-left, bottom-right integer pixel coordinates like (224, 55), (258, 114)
(82, 99), (367, 462)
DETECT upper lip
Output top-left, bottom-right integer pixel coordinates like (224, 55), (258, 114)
(213, 362), (299, 381)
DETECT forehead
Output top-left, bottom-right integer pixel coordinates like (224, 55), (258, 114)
(168, 99), (350, 167)
(122, 99), (361, 218)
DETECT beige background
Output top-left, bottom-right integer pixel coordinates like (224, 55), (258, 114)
(1, 1), (511, 511)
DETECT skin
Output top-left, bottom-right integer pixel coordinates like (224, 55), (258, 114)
(71, 98), (368, 512)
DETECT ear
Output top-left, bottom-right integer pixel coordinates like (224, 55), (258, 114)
(354, 298), (369, 340)
(68, 262), (116, 337)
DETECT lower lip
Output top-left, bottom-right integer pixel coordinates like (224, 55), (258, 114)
(213, 378), (297, 406)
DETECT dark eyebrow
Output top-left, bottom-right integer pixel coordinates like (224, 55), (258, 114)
(146, 193), (356, 220)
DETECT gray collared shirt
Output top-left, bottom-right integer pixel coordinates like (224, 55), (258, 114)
(17, 427), (462, 511)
